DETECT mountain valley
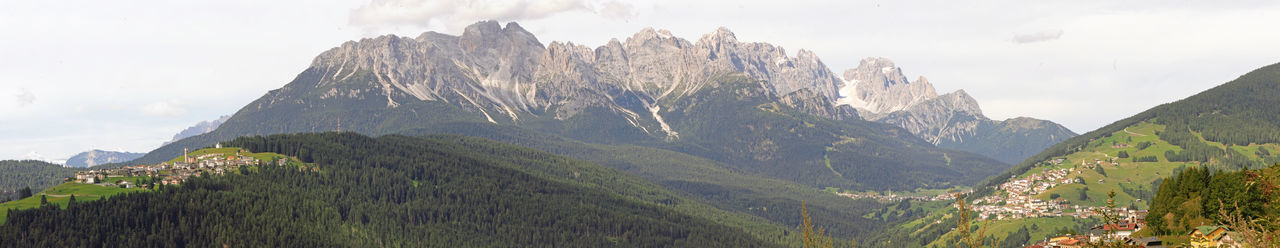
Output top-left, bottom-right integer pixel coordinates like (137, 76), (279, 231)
(4, 17), (1277, 247)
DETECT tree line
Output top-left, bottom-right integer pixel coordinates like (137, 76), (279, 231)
(0, 160), (75, 202)
(1144, 165), (1274, 235)
(1, 132), (781, 247)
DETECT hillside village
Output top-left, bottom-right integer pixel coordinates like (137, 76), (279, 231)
(971, 162), (1145, 222)
(953, 120), (1267, 248)
(74, 144), (290, 187)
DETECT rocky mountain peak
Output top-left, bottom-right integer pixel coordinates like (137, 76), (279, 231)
(914, 76), (931, 86)
(838, 57), (937, 114)
(796, 49), (820, 63)
(1000, 116), (1056, 130)
(699, 27), (739, 44)
(627, 27), (683, 46)
(461, 20), (502, 38)
(460, 20), (544, 65)
(839, 58), (1075, 163)
(295, 22), (865, 126)
(927, 90), (984, 117)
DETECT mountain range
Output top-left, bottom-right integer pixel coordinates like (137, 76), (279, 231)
(106, 20), (1085, 244)
(135, 21), (1066, 192)
(837, 57), (1076, 164)
(63, 150), (144, 168)
(166, 115), (230, 144)
(6, 20), (1277, 247)
(55, 115), (229, 168)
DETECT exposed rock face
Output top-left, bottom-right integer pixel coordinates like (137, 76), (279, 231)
(837, 58), (1076, 164)
(837, 57), (938, 116)
(878, 90), (985, 144)
(779, 89), (859, 121)
(65, 150), (144, 168)
(283, 21), (853, 137)
(139, 21), (1014, 192)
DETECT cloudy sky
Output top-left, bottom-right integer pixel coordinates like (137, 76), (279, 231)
(3, 0), (1279, 163)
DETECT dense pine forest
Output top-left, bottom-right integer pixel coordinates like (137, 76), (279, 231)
(0, 133), (782, 247)
(0, 160), (75, 202)
(398, 122), (888, 240)
(1144, 165), (1279, 236)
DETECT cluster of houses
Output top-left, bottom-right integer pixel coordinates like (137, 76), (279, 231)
(1019, 221), (1148, 247)
(74, 146), (274, 187)
(971, 168), (1078, 219)
(1027, 234), (1160, 248)
(969, 165), (1148, 222)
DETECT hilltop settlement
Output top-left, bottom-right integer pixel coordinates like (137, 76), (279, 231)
(73, 144), (290, 187)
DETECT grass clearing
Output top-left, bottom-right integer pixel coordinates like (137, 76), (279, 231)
(0, 182), (148, 223)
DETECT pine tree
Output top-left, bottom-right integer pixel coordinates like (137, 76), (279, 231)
(800, 201), (853, 248)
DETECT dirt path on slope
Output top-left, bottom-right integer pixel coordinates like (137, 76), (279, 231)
(1124, 127), (1146, 137)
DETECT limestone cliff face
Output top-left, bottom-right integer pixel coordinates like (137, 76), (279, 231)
(276, 21), (854, 140)
(836, 58), (1076, 164)
(877, 90), (985, 145)
(837, 57), (938, 116)
(138, 21), (1017, 191)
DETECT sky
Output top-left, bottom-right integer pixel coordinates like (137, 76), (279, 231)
(2, 0), (1279, 163)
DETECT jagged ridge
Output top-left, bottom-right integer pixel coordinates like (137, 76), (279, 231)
(837, 57), (1076, 164)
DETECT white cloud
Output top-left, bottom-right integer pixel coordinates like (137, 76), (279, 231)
(595, 0), (636, 21)
(1011, 30), (1064, 44)
(141, 101), (187, 117)
(348, 0), (637, 33)
(23, 151), (64, 165)
(23, 151), (45, 161)
(350, 0), (584, 32)
(15, 88), (36, 107)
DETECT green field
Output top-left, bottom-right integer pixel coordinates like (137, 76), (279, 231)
(163, 147), (242, 164)
(3, 147), (305, 225)
(924, 216), (1084, 247)
(163, 147), (296, 165)
(1018, 122), (1202, 208)
(0, 182), (148, 223)
(1024, 121), (1280, 208)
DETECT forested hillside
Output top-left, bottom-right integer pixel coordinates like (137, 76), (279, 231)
(982, 62), (1280, 190)
(1144, 165), (1278, 237)
(0, 160), (74, 202)
(398, 122), (888, 240)
(869, 62), (1280, 247)
(1, 133), (783, 247)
